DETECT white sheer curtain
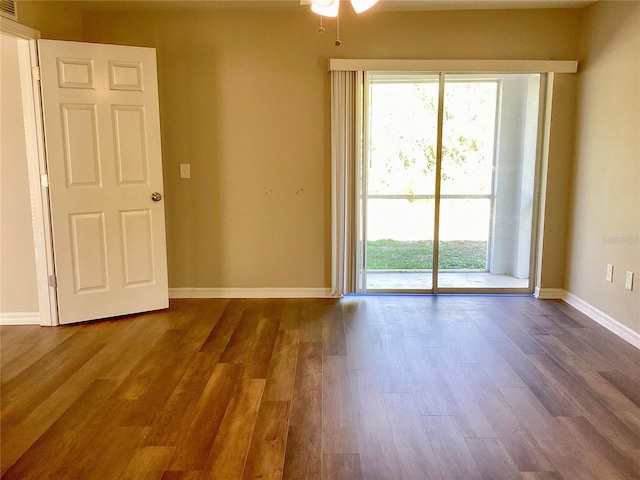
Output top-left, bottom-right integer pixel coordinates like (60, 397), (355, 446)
(331, 70), (362, 296)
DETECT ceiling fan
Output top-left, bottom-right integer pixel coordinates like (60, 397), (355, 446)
(300, 0), (380, 17)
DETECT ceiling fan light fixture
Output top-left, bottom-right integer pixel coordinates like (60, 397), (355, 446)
(311, 0), (339, 18)
(303, 0), (379, 17)
(350, 0), (379, 13)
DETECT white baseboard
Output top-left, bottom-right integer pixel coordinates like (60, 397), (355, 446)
(563, 291), (640, 350)
(534, 287), (566, 299)
(0, 312), (40, 325)
(534, 288), (640, 350)
(168, 287), (336, 299)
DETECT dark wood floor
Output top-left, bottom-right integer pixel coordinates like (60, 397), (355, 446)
(1, 296), (640, 479)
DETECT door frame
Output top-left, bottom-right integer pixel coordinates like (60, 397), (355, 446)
(361, 71), (542, 294)
(1, 18), (58, 326)
(330, 59), (578, 296)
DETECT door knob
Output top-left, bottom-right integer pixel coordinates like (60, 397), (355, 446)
(151, 192), (162, 202)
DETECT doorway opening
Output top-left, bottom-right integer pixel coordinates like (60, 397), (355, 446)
(360, 72), (542, 293)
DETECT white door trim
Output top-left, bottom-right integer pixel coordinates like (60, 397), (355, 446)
(1, 18), (58, 326)
(0, 17), (38, 39)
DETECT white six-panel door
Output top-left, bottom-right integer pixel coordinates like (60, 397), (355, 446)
(38, 40), (168, 325)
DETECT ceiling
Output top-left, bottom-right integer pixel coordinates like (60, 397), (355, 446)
(22, 0), (597, 11)
(375, 0), (596, 10)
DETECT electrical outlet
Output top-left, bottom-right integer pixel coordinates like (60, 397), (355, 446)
(606, 264), (614, 282)
(180, 163), (190, 179)
(625, 271), (634, 291)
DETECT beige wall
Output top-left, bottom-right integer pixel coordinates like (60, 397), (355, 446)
(16, 1), (84, 41)
(567, 1), (640, 333)
(0, 30), (40, 313)
(18, 2), (582, 290)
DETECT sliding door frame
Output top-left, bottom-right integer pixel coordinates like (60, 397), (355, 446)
(361, 72), (443, 294)
(432, 73), (445, 293)
(436, 73), (548, 295)
(331, 60), (577, 296)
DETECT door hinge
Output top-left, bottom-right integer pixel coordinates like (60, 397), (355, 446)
(32, 66), (41, 81)
(48, 275), (57, 288)
(40, 173), (49, 188)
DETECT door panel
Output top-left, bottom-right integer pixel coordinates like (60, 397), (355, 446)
(120, 209), (154, 286)
(438, 74), (538, 290)
(56, 58), (94, 88)
(438, 78), (497, 288)
(108, 61), (143, 91)
(69, 212), (108, 293)
(39, 39), (168, 324)
(113, 106), (148, 184)
(364, 74), (439, 291)
(61, 104), (101, 186)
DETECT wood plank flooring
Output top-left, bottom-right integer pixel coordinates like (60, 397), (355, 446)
(2, 296), (640, 479)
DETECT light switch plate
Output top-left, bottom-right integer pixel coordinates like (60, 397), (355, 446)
(180, 163), (190, 179)
(625, 271), (634, 291)
(606, 264), (614, 282)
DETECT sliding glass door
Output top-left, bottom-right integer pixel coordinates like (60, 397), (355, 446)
(364, 74), (439, 291)
(361, 72), (542, 293)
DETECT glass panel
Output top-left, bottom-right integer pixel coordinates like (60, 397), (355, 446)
(365, 74), (439, 291)
(439, 73), (540, 289)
